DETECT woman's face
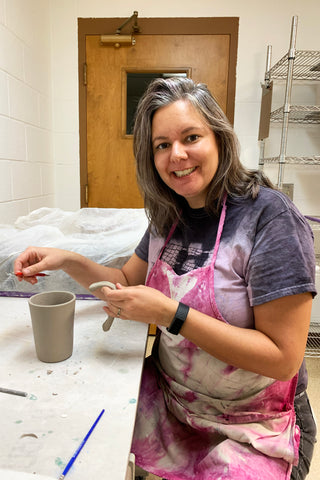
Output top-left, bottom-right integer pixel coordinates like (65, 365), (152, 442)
(152, 100), (219, 208)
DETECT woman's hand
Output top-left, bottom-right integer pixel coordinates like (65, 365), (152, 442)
(13, 247), (148, 297)
(14, 247), (73, 284)
(101, 283), (178, 328)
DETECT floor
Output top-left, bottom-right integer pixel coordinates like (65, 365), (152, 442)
(142, 338), (319, 480)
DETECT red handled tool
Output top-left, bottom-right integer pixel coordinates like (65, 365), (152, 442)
(15, 271), (49, 277)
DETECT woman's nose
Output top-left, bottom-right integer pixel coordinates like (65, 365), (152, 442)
(170, 141), (188, 161)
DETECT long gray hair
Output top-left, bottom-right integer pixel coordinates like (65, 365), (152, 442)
(133, 77), (273, 236)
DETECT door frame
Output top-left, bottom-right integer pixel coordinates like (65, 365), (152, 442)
(78, 17), (239, 207)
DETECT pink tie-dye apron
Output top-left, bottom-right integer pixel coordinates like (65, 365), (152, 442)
(132, 196), (300, 480)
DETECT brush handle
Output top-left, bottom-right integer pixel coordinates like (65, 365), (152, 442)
(59, 409), (105, 479)
(15, 272), (49, 277)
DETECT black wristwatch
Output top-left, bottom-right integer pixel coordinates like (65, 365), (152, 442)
(166, 302), (190, 335)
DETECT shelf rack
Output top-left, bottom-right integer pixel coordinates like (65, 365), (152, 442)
(258, 16), (320, 187)
(270, 105), (320, 124)
(305, 323), (320, 357)
(258, 17), (320, 357)
(263, 155), (320, 165)
(268, 50), (320, 81)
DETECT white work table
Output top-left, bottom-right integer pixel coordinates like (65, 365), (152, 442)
(0, 297), (148, 480)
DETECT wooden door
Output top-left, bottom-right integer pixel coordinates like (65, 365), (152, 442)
(79, 18), (239, 208)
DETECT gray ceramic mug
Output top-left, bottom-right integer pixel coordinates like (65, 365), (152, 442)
(28, 291), (76, 363)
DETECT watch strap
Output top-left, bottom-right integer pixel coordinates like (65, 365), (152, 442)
(166, 302), (189, 335)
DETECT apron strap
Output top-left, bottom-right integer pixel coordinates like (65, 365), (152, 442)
(211, 192), (227, 263)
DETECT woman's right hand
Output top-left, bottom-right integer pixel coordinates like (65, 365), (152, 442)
(14, 247), (71, 284)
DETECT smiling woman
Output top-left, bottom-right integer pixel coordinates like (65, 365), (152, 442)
(130, 77), (317, 480)
(14, 77), (317, 480)
(133, 77), (274, 237)
(151, 100), (219, 208)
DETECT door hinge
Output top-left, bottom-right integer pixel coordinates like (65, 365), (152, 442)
(85, 184), (89, 204)
(83, 63), (87, 86)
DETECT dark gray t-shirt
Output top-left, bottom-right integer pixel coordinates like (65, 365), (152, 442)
(135, 187), (317, 393)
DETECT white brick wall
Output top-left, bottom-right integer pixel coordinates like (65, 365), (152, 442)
(0, 0), (53, 224)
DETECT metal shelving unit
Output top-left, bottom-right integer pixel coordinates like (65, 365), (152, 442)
(268, 49), (320, 80)
(270, 105), (320, 124)
(258, 16), (320, 357)
(306, 323), (320, 357)
(258, 16), (320, 187)
(262, 155), (320, 165)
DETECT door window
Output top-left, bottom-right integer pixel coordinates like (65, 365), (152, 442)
(126, 72), (187, 134)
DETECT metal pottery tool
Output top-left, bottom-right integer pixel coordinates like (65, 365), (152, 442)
(0, 387), (28, 397)
(89, 281), (116, 331)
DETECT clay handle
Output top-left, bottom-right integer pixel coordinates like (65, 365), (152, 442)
(89, 281), (116, 331)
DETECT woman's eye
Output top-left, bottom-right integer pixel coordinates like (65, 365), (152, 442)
(155, 142), (169, 151)
(187, 134), (199, 143)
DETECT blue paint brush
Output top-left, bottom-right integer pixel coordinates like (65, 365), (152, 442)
(59, 409), (105, 479)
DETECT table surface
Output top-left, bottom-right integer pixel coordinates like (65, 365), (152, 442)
(0, 297), (148, 480)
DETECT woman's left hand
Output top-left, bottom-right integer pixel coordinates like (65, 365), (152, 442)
(101, 283), (178, 327)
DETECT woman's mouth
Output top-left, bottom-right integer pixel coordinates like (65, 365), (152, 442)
(174, 167), (196, 178)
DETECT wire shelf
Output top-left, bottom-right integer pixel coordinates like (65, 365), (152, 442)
(270, 105), (320, 123)
(268, 50), (320, 81)
(262, 156), (320, 165)
(305, 323), (320, 358)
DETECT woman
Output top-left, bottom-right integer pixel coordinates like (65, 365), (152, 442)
(14, 78), (317, 480)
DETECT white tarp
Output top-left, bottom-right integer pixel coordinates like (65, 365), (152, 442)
(0, 207), (148, 295)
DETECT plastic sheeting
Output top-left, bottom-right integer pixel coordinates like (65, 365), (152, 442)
(0, 207), (148, 295)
